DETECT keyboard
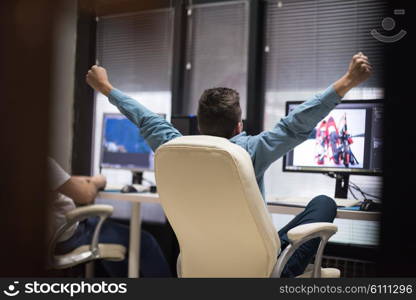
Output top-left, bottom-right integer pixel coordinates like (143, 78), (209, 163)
(268, 196), (361, 208)
(104, 184), (150, 193)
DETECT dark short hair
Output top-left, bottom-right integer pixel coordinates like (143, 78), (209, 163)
(197, 87), (242, 139)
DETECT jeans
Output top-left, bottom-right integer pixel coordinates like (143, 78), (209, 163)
(56, 217), (172, 277)
(278, 195), (337, 277)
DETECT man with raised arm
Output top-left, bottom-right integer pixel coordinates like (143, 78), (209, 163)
(86, 52), (371, 277)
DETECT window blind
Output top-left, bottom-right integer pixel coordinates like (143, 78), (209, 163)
(96, 9), (174, 92)
(263, 0), (387, 91)
(94, 9), (174, 223)
(184, 1), (249, 116)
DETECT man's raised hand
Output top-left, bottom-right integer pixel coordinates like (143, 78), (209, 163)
(334, 52), (373, 97)
(346, 52), (372, 86)
(86, 65), (113, 96)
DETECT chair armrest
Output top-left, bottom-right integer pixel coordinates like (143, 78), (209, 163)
(48, 204), (114, 268)
(271, 222), (338, 278)
(65, 204), (114, 223)
(287, 223), (337, 243)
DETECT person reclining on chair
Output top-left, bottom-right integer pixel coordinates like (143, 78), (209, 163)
(48, 158), (171, 277)
(85, 52), (372, 277)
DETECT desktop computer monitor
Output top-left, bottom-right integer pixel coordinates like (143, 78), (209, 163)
(171, 115), (246, 136)
(283, 100), (383, 197)
(100, 113), (163, 172)
(171, 115), (200, 135)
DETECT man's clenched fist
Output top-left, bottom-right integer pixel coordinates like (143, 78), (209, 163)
(333, 52), (373, 97)
(86, 65), (113, 96)
(345, 52), (372, 87)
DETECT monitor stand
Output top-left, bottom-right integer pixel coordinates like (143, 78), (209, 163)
(334, 173), (349, 199)
(132, 171), (143, 185)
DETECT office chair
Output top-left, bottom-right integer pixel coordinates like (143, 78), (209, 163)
(48, 204), (126, 277)
(155, 136), (340, 278)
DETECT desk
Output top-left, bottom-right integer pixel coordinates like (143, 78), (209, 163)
(98, 191), (381, 278)
(267, 203), (381, 221)
(98, 191), (159, 278)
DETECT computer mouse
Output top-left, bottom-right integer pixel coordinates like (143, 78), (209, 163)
(360, 199), (372, 211)
(360, 199), (381, 211)
(120, 184), (137, 193)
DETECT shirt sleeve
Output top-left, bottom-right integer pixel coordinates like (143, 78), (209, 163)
(48, 158), (71, 191)
(108, 89), (182, 151)
(248, 85), (342, 177)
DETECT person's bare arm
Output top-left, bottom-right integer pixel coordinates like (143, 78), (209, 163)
(333, 52), (372, 97)
(57, 175), (106, 205)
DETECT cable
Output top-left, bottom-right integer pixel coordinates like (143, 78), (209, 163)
(348, 181), (367, 199)
(348, 186), (358, 200)
(349, 181), (381, 201)
(142, 177), (155, 186)
(323, 173), (381, 201)
(349, 181), (381, 200)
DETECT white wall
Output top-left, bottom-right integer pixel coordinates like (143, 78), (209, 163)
(49, 0), (77, 171)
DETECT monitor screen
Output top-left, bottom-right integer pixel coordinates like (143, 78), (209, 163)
(283, 100), (383, 175)
(171, 115), (200, 135)
(171, 116), (246, 136)
(100, 113), (162, 171)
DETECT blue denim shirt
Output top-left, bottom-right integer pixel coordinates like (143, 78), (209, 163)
(108, 86), (342, 196)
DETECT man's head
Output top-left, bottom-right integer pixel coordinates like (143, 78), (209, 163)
(197, 87), (243, 139)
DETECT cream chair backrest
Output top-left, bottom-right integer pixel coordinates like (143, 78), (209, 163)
(155, 136), (280, 277)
